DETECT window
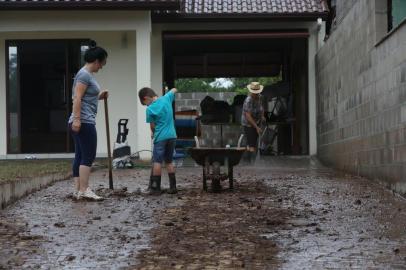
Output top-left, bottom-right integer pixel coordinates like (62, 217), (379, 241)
(388, 0), (406, 31)
(7, 44), (20, 153)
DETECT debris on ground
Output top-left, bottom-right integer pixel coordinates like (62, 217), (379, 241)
(1, 158), (406, 269)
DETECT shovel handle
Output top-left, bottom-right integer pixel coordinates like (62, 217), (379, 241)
(104, 97), (114, 190)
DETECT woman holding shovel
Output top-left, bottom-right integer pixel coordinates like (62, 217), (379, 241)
(68, 40), (108, 200)
(241, 82), (266, 163)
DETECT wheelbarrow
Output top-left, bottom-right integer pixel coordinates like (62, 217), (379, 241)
(188, 147), (245, 192)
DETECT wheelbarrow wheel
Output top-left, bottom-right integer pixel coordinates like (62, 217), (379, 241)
(228, 165), (234, 190)
(203, 162), (208, 191)
(211, 178), (222, 193)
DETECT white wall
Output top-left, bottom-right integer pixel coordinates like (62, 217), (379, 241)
(135, 17), (153, 159)
(308, 24), (319, 156)
(0, 13), (320, 157)
(0, 11), (152, 158)
(0, 11), (150, 32)
(0, 40), (6, 156)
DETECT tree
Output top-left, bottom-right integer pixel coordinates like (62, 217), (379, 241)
(175, 75), (282, 93)
(175, 78), (229, 93)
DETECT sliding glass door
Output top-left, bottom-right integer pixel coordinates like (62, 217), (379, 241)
(6, 39), (89, 154)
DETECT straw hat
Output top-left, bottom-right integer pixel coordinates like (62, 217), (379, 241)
(247, 82), (264, 94)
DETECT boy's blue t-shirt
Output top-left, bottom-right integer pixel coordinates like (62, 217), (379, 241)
(146, 91), (177, 143)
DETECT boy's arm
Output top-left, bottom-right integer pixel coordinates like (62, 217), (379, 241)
(150, 122), (155, 138)
(166, 88), (177, 103)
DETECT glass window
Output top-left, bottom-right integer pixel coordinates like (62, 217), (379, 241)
(80, 44), (89, 66)
(7, 45), (20, 153)
(389, 0), (406, 31)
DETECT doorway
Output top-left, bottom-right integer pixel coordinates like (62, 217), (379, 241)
(163, 31), (309, 155)
(6, 39), (88, 154)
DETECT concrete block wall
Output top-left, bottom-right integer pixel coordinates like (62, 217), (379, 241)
(175, 92), (237, 112)
(316, 0), (406, 194)
(336, 0), (359, 25)
(0, 173), (70, 209)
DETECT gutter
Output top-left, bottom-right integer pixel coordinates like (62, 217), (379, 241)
(162, 30), (310, 40)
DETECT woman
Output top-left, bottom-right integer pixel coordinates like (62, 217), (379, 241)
(241, 82), (266, 163)
(68, 40), (108, 200)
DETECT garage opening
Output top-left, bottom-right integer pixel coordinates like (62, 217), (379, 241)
(163, 31), (309, 155)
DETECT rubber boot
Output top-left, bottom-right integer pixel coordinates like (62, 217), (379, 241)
(149, 175), (161, 195)
(167, 173), (178, 194)
(148, 168), (153, 190)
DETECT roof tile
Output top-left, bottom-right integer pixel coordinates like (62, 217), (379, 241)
(0, 0), (329, 16)
(0, 0), (180, 9)
(177, 0), (328, 15)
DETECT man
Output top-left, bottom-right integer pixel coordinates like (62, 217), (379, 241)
(241, 82), (266, 163)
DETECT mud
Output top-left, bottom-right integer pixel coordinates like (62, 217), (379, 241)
(137, 181), (288, 269)
(1, 157), (406, 269)
(135, 157), (406, 269)
(0, 169), (182, 269)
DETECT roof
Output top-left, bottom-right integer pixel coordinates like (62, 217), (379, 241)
(0, 0), (329, 20)
(182, 0), (327, 14)
(154, 0), (329, 21)
(0, 0), (180, 10)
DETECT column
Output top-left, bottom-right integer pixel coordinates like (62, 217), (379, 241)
(136, 17), (152, 160)
(308, 24), (318, 156)
(0, 38), (7, 156)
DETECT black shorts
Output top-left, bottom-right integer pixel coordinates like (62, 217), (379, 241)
(244, 126), (258, 148)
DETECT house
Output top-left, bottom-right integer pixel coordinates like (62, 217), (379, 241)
(317, 0), (406, 194)
(0, 0), (328, 159)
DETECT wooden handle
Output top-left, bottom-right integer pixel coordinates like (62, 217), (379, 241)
(104, 97), (114, 190)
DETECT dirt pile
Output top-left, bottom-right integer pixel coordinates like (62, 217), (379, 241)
(136, 180), (291, 269)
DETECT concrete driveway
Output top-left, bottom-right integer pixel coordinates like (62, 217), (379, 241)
(1, 157), (405, 269)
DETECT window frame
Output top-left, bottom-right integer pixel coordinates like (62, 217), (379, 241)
(325, 0), (337, 36)
(387, 0), (406, 32)
(388, 0), (393, 31)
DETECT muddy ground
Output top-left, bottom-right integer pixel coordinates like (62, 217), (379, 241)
(1, 157), (405, 269)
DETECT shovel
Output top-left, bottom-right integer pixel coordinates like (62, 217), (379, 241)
(104, 97), (114, 190)
(255, 121), (265, 164)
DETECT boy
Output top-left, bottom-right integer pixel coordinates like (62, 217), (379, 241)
(138, 87), (178, 194)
